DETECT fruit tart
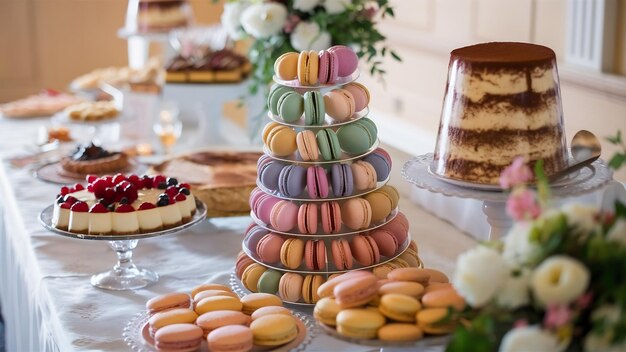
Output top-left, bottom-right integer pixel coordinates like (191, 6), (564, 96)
(60, 142), (130, 175)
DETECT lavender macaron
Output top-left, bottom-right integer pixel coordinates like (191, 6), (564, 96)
(278, 164), (307, 197)
(363, 148), (391, 181)
(259, 160), (285, 190)
(331, 163), (354, 197)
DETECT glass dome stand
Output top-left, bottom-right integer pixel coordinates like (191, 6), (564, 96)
(402, 153), (613, 240)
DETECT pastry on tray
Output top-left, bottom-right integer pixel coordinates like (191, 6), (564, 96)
(150, 150), (262, 217)
(52, 174), (197, 235)
(0, 89), (83, 118)
(136, 0), (192, 33)
(165, 49), (252, 84)
(60, 142), (130, 175)
(71, 58), (162, 91)
(65, 101), (119, 122)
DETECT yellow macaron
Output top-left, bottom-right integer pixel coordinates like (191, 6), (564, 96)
(190, 283), (232, 298)
(250, 314), (298, 346)
(421, 289), (466, 311)
(313, 297), (341, 326)
(298, 50), (319, 85)
(378, 293), (421, 322)
(336, 309), (386, 339)
(240, 293), (283, 315)
(378, 323), (424, 342)
(241, 263), (267, 293)
(194, 296), (243, 315)
(416, 308), (456, 335)
(274, 52), (299, 80)
(378, 281), (425, 298)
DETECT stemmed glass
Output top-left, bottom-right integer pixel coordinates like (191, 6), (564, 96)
(153, 102), (182, 156)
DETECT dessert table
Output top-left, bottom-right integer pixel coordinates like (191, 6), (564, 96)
(0, 116), (502, 351)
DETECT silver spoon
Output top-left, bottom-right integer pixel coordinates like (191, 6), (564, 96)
(549, 130), (601, 182)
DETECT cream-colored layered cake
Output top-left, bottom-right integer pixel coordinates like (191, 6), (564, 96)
(433, 42), (568, 184)
(52, 174), (196, 235)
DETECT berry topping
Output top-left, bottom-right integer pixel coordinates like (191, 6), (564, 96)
(141, 175), (153, 189)
(73, 183), (84, 191)
(56, 195), (64, 204)
(165, 186), (179, 197)
(169, 197), (176, 204)
(179, 183), (191, 190)
(87, 184), (94, 192)
(167, 177), (178, 186)
(60, 202), (72, 209)
(89, 203), (108, 213)
(119, 197), (129, 205)
(60, 186), (70, 196)
(138, 202), (156, 210)
(70, 201), (89, 212)
(63, 195), (78, 205)
(107, 203), (116, 212)
(157, 194), (170, 207)
(103, 187), (116, 204)
(175, 193), (187, 202)
(152, 175), (166, 188)
(115, 204), (135, 213)
(179, 187), (191, 196)
(123, 184), (138, 203)
(128, 174), (141, 188)
(103, 176), (114, 186)
(112, 173), (126, 185)
(157, 182), (167, 190)
(86, 174), (98, 183)
(92, 179), (109, 197)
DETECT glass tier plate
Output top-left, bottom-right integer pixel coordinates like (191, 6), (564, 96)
(402, 153), (613, 202)
(267, 107), (369, 129)
(264, 139), (379, 165)
(272, 71), (359, 89)
(317, 321), (450, 348)
(39, 199), (207, 240)
(250, 207), (398, 237)
(241, 235), (410, 275)
(255, 174), (390, 202)
(123, 307), (314, 352)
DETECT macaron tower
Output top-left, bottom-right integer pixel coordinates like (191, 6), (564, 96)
(237, 46), (421, 305)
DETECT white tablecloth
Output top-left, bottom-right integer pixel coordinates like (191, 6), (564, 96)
(0, 117), (480, 351)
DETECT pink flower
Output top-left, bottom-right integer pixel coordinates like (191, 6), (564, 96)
(360, 6), (377, 19)
(499, 157), (533, 189)
(506, 188), (541, 221)
(283, 14), (301, 34)
(514, 319), (528, 328)
(575, 292), (593, 309)
(544, 304), (573, 329)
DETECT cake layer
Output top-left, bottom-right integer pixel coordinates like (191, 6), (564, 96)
(444, 125), (564, 152)
(451, 65), (557, 103)
(448, 104), (559, 130)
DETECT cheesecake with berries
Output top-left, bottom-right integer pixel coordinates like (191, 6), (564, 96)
(52, 173), (197, 235)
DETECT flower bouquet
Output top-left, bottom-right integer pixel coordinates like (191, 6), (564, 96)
(445, 158), (626, 352)
(220, 0), (400, 94)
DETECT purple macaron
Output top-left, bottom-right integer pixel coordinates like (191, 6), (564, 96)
(278, 164), (307, 197)
(307, 166), (330, 199)
(331, 163), (354, 197)
(363, 148), (392, 182)
(328, 45), (359, 77)
(259, 160), (285, 191)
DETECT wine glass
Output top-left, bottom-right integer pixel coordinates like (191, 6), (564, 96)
(153, 102), (182, 156)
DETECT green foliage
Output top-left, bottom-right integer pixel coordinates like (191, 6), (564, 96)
(606, 130), (626, 170)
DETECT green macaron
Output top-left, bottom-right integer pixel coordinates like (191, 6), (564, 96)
(304, 91), (325, 126)
(257, 269), (283, 294)
(278, 91), (304, 123)
(316, 128), (341, 161)
(268, 84), (293, 116)
(337, 119), (378, 155)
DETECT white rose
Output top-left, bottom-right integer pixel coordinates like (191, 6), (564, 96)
(607, 219), (626, 246)
(531, 255), (590, 307)
(293, 0), (321, 12)
(221, 2), (250, 40)
(453, 246), (508, 307)
(495, 269), (531, 309)
(562, 203), (600, 235)
(323, 0), (351, 14)
(584, 305), (626, 352)
(502, 222), (540, 267)
(499, 326), (563, 352)
(290, 21), (331, 52)
(240, 3), (288, 38)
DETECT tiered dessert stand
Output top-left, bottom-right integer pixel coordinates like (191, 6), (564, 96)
(402, 154), (613, 239)
(233, 69), (416, 306)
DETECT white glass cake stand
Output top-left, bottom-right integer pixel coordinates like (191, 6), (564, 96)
(39, 199), (207, 290)
(402, 154), (613, 240)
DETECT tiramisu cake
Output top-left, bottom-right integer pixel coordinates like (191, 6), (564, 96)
(433, 42), (568, 184)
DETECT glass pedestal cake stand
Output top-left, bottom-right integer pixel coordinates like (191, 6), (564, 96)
(39, 199), (207, 290)
(402, 153), (613, 240)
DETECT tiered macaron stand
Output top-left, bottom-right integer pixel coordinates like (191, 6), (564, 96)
(231, 69), (416, 306)
(402, 153), (613, 239)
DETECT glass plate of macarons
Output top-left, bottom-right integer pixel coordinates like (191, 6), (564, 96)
(264, 139), (380, 166)
(272, 70), (360, 89)
(267, 107), (369, 129)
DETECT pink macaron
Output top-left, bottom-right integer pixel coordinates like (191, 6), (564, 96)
(333, 274), (379, 308)
(256, 233), (285, 264)
(331, 238), (353, 271)
(207, 325), (254, 352)
(380, 212), (409, 244)
(307, 165), (330, 199)
(324, 89), (355, 122)
(318, 49), (339, 84)
(328, 45), (359, 77)
(249, 187), (264, 209)
(350, 234), (380, 266)
(350, 161), (377, 191)
(370, 228), (399, 257)
(253, 192), (281, 224)
(270, 200), (298, 231)
(298, 203), (318, 234)
(317, 270), (373, 298)
(340, 198), (372, 230)
(343, 82), (370, 112)
(321, 201), (342, 234)
(236, 253), (255, 279)
(278, 272), (304, 302)
(154, 323), (203, 352)
(305, 239), (327, 270)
